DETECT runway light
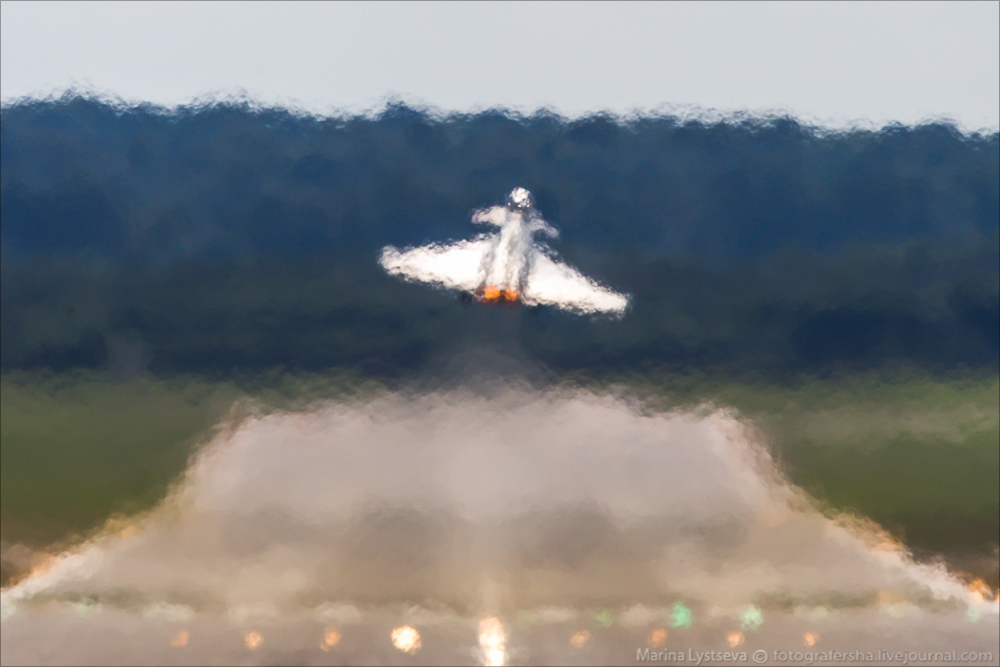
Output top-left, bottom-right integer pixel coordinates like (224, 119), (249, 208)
(593, 609), (613, 628)
(727, 631), (745, 647)
(320, 627), (341, 650)
(244, 631), (263, 650)
(740, 605), (763, 631)
(478, 616), (506, 666)
(648, 627), (668, 648)
(170, 629), (189, 647)
(669, 602), (692, 629)
(391, 625), (421, 654)
(570, 630), (591, 649)
(803, 631), (818, 646)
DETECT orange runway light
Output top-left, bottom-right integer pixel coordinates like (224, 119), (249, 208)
(391, 625), (421, 654)
(320, 627), (341, 650)
(244, 631), (263, 650)
(648, 627), (668, 648)
(478, 616), (506, 666)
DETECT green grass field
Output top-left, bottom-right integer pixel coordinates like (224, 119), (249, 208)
(2, 370), (997, 587)
(626, 371), (999, 558)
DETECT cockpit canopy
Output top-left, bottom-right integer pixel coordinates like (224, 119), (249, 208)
(506, 187), (534, 211)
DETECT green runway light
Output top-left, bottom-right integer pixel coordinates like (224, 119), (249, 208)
(669, 602), (693, 629)
(592, 609), (613, 628)
(740, 604), (763, 631)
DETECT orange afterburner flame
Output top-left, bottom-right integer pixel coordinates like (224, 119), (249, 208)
(476, 285), (520, 304)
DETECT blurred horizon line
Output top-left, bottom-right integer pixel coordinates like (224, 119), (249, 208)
(4, 87), (998, 136)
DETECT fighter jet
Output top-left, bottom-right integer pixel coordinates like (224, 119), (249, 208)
(379, 188), (629, 316)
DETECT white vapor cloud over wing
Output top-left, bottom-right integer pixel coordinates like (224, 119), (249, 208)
(523, 250), (629, 316)
(379, 190), (630, 316)
(380, 239), (492, 293)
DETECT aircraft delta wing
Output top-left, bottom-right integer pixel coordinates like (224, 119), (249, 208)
(380, 239), (492, 294)
(521, 249), (629, 315)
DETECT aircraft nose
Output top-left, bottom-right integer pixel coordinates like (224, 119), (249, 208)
(507, 187), (533, 209)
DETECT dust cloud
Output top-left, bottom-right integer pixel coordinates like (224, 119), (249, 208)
(2, 388), (997, 664)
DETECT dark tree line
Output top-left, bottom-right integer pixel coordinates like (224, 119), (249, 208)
(1, 95), (997, 377)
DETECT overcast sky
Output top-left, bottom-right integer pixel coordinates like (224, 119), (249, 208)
(2, 1), (998, 129)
